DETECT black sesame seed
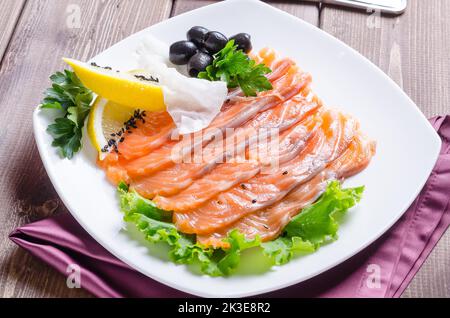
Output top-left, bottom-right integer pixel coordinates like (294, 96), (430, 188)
(283, 171), (288, 175)
(241, 184), (247, 189)
(252, 199), (257, 204)
(134, 74), (159, 83)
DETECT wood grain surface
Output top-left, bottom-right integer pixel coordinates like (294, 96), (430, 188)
(0, 0), (448, 298)
(0, 0), (25, 62)
(320, 0), (450, 298)
(0, 0), (171, 298)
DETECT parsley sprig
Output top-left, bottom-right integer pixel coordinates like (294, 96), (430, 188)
(40, 70), (93, 159)
(198, 40), (273, 97)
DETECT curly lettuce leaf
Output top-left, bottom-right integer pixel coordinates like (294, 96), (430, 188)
(262, 180), (364, 265)
(262, 236), (315, 265)
(118, 180), (364, 276)
(118, 182), (172, 222)
(285, 181), (364, 244)
(118, 184), (224, 275)
(217, 230), (261, 276)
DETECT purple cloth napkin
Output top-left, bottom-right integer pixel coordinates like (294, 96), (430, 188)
(9, 116), (450, 298)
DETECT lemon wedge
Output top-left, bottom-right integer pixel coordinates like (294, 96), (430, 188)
(87, 97), (135, 159)
(63, 58), (165, 111)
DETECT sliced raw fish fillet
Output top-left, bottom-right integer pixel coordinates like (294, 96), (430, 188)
(121, 66), (311, 179)
(134, 94), (321, 200)
(98, 152), (131, 185)
(100, 61), (306, 185)
(197, 133), (376, 248)
(173, 109), (357, 235)
(172, 66), (311, 163)
(117, 111), (175, 160)
(114, 57), (295, 161)
(153, 111), (320, 211)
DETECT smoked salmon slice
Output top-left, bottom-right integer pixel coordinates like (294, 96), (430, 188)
(153, 108), (321, 210)
(167, 66), (312, 165)
(173, 109), (358, 235)
(133, 93), (321, 200)
(100, 59), (307, 186)
(117, 112), (175, 161)
(97, 47), (376, 254)
(114, 56), (295, 161)
(197, 133), (376, 248)
(119, 65), (311, 180)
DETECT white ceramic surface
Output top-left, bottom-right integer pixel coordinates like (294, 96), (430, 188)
(33, 0), (441, 297)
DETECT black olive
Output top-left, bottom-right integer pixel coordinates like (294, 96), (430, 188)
(198, 46), (210, 54)
(187, 26), (209, 47)
(230, 33), (252, 53)
(169, 40), (198, 65)
(187, 52), (213, 77)
(204, 31), (228, 54)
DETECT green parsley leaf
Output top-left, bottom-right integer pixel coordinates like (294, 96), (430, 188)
(47, 118), (82, 159)
(198, 40), (273, 97)
(40, 70), (93, 159)
(40, 102), (63, 110)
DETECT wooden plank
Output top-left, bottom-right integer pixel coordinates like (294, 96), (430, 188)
(171, 0), (319, 25)
(320, 0), (450, 298)
(1, 0), (448, 299)
(0, 0), (172, 298)
(320, 0), (450, 118)
(0, 0), (25, 63)
(170, 0), (215, 15)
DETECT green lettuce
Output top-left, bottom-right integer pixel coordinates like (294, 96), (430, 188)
(261, 181), (364, 265)
(118, 182), (171, 222)
(118, 180), (364, 276)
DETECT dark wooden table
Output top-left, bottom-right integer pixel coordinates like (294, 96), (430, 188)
(0, 0), (449, 298)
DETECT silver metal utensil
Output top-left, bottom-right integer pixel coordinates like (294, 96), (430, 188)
(304, 0), (407, 15)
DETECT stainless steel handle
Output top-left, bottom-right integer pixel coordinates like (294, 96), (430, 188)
(304, 0), (407, 15)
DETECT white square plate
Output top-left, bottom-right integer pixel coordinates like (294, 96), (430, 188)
(33, 0), (441, 297)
